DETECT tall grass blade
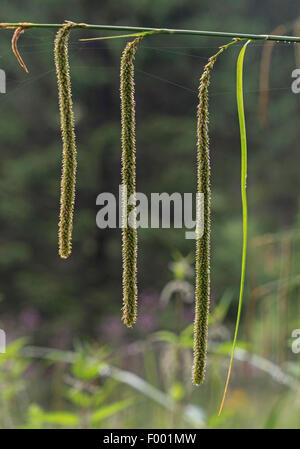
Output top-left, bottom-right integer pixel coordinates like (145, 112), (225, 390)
(218, 39), (251, 415)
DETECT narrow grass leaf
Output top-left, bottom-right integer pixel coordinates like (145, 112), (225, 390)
(218, 39), (251, 415)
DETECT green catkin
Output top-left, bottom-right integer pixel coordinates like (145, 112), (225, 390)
(54, 22), (77, 259)
(193, 40), (239, 386)
(120, 37), (142, 327)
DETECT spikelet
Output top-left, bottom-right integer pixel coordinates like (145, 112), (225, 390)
(120, 37), (142, 327)
(54, 22), (77, 259)
(193, 41), (238, 386)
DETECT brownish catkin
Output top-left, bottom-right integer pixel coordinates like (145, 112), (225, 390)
(193, 56), (213, 386)
(120, 37), (142, 327)
(54, 22), (77, 259)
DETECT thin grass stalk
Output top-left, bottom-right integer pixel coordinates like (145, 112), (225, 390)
(3, 21), (300, 43)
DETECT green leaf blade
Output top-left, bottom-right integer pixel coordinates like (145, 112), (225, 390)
(219, 39), (252, 415)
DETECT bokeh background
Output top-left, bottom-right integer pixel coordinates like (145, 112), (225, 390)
(1, 0), (300, 429)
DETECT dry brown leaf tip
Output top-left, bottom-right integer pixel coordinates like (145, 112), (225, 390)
(11, 26), (29, 73)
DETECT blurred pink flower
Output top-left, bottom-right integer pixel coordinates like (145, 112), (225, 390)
(136, 291), (159, 333)
(19, 307), (41, 331)
(101, 315), (126, 341)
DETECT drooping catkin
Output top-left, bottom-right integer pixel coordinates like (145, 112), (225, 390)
(120, 37), (142, 327)
(193, 41), (238, 386)
(54, 22), (77, 259)
(192, 58), (213, 386)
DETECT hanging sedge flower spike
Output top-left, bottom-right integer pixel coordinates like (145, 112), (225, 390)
(54, 22), (78, 259)
(120, 37), (142, 327)
(193, 53), (213, 386)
